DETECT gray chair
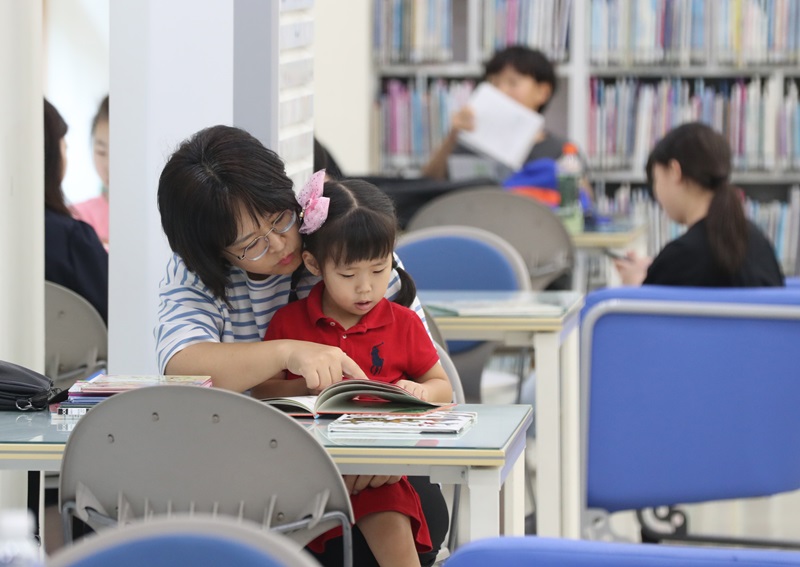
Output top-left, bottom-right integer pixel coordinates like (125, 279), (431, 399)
(433, 341), (466, 556)
(45, 281), (108, 392)
(59, 386), (353, 566)
(397, 225), (531, 403)
(48, 514), (321, 567)
(406, 187), (575, 290)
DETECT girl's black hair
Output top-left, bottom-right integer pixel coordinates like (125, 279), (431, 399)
(157, 125), (299, 302)
(302, 179), (416, 308)
(43, 99), (72, 217)
(646, 122), (746, 277)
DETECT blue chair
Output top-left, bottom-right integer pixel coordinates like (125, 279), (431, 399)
(48, 515), (320, 567)
(397, 225), (531, 402)
(445, 536), (800, 566)
(580, 286), (800, 547)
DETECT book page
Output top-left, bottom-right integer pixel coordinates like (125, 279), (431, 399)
(457, 83), (544, 170)
(261, 395), (316, 417)
(315, 380), (451, 416)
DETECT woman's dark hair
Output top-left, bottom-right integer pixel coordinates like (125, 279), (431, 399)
(43, 99), (72, 216)
(91, 95), (109, 135)
(484, 45), (557, 112)
(646, 122), (746, 276)
(157, 125), (298, 302)
(302, 179), (416, 308)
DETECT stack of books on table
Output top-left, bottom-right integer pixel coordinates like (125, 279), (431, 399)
(53, 374), (212, 417)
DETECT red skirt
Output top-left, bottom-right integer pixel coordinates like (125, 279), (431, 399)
(307, 476), (432, 554)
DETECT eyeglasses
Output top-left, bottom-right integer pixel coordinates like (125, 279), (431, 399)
(230, 210), (297, 261)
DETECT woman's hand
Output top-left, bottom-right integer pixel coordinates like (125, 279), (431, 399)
(342, 474), (402, 495)
(613, 252), (652, 286)
(395, 379), (428, 401)
(284, 341), (367, 391)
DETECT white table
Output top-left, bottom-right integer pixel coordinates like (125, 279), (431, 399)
(420, 290), (584, 538)
(0, 402), (531, 545)
(572, 222), (648, 290)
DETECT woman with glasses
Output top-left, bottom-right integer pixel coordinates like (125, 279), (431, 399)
(155, 125), (449, 567)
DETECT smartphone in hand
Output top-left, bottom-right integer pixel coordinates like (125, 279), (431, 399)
(603, 248), (629, 261)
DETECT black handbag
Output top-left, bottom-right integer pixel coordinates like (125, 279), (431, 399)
(0, 360), (58, 411)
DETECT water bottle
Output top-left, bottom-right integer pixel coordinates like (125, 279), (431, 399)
(556, 142), (585, 234)
(0, 510), (41, 567)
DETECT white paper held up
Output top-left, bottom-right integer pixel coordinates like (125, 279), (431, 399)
(457, 83), (544, 170)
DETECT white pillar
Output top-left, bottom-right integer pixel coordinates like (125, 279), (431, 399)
(109, 0), (297, 374)
(108, 0), (236, 374)
(0, 0), (44, 508)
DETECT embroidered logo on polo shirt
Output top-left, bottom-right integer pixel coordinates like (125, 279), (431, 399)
(370, 342), (384, 375)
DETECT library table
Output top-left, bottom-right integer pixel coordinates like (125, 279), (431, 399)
(0, 402), (531, 545)
(420, 290), (584, 539)
(571, 222), (648, 290)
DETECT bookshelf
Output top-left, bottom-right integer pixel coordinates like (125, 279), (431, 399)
(371, 0), (584, 174)
(370, 0), (800, 274)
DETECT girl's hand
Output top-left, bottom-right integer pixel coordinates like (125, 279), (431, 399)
(343, 474), (402, 495)
(450, 106), (475, 133)
(613, 252), (652, 286)
(284, 342), (367, 391)
(396, 379), (428, 401)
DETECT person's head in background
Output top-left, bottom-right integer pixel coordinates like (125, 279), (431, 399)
(44, 99), (72, 217)
(300, 178), (416, 314)
(158, 125), (302, 302)
(484, 45), (557, 113)
(646, 121), (746, 276)
(313, 137), (343, 180)
(91, 95), (109, 194)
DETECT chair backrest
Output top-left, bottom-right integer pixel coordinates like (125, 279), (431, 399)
(49, 514), (321, 567)
(434, 341), (465, 405)
(422, 306), (448, 354)
(45, 281), (108, 391)
(406, 187), (575, 290)
(445, 536), (800, 567)
(60, 386), (353, 550)
(397, 225), (532, 292)
(397, 226), (531, 402)
(580, 286), (800, 518)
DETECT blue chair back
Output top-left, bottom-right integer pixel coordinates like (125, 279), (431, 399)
(446, 536), (800, 566)
(581, 286), (800, 513)
(397, 226), (530, 354)
(48, 515), (320, 567)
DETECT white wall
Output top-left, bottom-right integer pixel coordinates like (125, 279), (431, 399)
(44, 0), (109, 205)
(0, 0), (44, 510)
(313, 0), (372, 175)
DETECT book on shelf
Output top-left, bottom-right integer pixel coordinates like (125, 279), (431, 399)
(457, 82), (544, 170)
(260, 379), (453, 418)
(327, 410), (476, 436)
(73, 374), (213, 395)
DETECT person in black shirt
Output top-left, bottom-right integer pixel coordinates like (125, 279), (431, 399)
(614, 122), (784, 288)
(44, 99), (109, 321)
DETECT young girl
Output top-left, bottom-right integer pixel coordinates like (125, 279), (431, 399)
(255, 174), (453, 567)
(614, 122), (784, 287)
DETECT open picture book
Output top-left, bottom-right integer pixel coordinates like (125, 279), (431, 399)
(260, 379), (453, 418)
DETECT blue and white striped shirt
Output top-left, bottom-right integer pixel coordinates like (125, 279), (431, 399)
(155, 253), (426, 373)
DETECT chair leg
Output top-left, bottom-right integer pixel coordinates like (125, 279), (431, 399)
(447, 485), (461, 552)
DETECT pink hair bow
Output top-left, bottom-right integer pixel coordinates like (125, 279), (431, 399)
(297, 169), (329, 234)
